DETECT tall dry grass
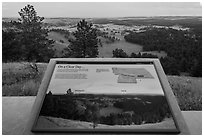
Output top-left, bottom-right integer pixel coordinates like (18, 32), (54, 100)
(167, 76), (202, 111)
(2, 80), (40, 96)
(2, 62), (47, 96)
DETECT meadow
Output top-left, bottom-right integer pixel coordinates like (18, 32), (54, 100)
(2, 62), (202, 111)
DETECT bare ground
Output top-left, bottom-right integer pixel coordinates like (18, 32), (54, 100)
(36, 116), (176, 130)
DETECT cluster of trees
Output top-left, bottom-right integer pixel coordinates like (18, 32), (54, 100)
(3, 4), (201, 77)
(103, 35), (120, 43)
(100, 109), (170, 126)
(41, 93), (100, 128)
(41, 93), (78, 119)
(3, 5), (55, 62)
(130, 52), (158, 58)
(124, 28), (202, 77)
(112, 48), (187, 75)
(100, 113), (134, 125)
(112, 48), (158, 58)
(93, 17), (201, 28)
(3, 30), (22, 62)
(41, 94), (171, 127)
(3, 5), (100, 62)
(112, 48), (129, 58)
(97, 29), (120, 43)
(106, 96), (171, 125)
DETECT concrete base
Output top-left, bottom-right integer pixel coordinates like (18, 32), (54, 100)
(2, 97), (202, 135)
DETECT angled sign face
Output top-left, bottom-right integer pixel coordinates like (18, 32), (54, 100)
(28, 58), (189, 134)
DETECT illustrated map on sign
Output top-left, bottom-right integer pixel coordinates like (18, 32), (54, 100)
(112, 67), (154, 83)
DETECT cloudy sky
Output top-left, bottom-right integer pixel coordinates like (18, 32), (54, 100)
(2, 2), (202, 18)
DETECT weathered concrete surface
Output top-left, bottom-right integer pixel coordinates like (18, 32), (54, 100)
(182, 111), (202, 135)
(2, 97), (35, 135)
(2, 97), (202, 135)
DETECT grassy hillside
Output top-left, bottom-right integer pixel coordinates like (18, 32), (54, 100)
(2, 62), (202, 111)
(47, 31), (70, 57)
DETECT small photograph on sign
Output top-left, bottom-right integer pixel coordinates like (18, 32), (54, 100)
(34, 64), (177, 131)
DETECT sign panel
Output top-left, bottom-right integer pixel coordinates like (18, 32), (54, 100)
(28, 59), (189, 134)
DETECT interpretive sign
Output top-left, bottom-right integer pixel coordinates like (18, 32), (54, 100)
(28, 58), (189, 134)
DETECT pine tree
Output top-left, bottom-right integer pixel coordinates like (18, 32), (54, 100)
(2, 30), (21, 62)
(16, 4), (54, 62)
(64, 19), (99, 58)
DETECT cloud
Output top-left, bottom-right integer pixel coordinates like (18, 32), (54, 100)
(2, 2), (202, 18)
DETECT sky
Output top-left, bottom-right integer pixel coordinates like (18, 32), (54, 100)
(2, 2), (202, 18)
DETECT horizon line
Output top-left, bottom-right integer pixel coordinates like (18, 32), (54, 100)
(2, 15), (202, 19)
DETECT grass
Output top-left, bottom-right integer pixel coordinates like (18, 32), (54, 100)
(2, 63), (202, 111)
(167, 76), (202, 111)
(2, 62), (47, 96)
(47, 31), (70, 57)
(2, 80), (40, 96)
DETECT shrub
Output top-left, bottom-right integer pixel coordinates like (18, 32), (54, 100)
(112, 48), (128, 58)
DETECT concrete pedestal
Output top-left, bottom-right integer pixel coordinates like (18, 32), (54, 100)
(2, 97), (202, 135)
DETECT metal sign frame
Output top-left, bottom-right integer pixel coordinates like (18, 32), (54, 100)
(24, 58), (189, 134)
